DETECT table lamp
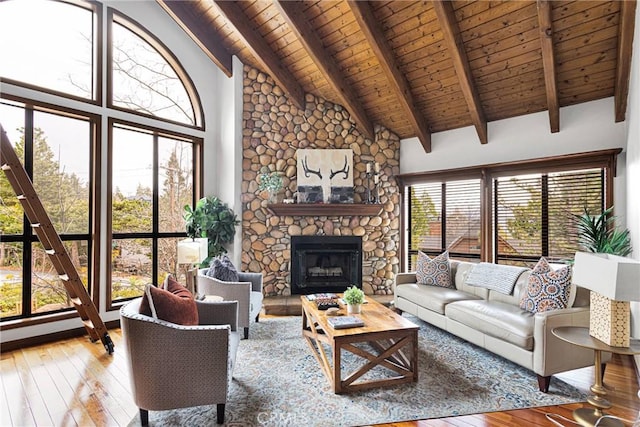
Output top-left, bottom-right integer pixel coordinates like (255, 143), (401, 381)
(177, 237), (208, 294)
(572, 251), (640, 347)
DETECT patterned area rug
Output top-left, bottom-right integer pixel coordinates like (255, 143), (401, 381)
(131, 315), (586, 427)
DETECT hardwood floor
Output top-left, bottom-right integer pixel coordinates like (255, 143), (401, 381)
(1, 326), (639, 427)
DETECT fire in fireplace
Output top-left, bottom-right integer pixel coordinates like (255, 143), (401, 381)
(291, 235), (362, 295)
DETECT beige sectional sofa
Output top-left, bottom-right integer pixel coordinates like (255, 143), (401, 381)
(394, 259), (607, 392)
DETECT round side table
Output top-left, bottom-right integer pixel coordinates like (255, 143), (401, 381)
(552, 326), (640, 427)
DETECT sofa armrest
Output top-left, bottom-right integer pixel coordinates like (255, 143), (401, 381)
(532, 306), (610, 376)
(395, 272), (417, 287)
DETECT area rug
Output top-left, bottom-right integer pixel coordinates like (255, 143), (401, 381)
(132, 315), (586, 427)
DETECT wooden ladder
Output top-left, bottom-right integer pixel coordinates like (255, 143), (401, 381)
(0, 124), (114, 354)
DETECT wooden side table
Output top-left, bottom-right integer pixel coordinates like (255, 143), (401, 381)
(552, 326), (640, 427)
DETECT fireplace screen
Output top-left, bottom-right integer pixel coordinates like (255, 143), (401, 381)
(291, 235), (362, 294)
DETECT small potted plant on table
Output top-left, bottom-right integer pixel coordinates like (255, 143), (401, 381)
(343, 285), (365, 314)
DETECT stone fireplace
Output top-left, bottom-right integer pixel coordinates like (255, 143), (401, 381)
(240, 65), (401, 297)
(291, 235), (362, 295)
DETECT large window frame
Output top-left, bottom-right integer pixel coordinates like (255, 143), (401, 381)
(398, 149), (621, 271)
(1, 0), (205, 328)
(0, 97), (101, 324)
(106, 119), (202, 309)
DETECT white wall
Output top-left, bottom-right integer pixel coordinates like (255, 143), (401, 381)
(1, 0), (233, 342)
(626, 4), (640, 339)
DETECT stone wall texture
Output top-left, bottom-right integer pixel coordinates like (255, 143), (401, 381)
(241, 66), (401, 296)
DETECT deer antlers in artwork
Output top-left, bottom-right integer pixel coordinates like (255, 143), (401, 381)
(302, 156), (322, 179)
(330, 155), (350, 180)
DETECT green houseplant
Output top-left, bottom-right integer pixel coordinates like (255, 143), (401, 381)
(184, 196), (239, 263)
(258, 171), (284, 203)
(573, 206), (632, 256)
(343, 285), (365, 314)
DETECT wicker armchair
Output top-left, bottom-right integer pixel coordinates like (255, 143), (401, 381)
(120, 297), (240, 425)
(197, 269), (264, 339)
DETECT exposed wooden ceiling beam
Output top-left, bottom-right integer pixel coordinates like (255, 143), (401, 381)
(156, 0), (233, 77)
(347, 0), (431, 153)
(275, 0), (375, 141)
(213, 0), (305, 110)
(432, 0), (487, 145)
(614, 0), (637, 123)
(536, 0), (559, 133)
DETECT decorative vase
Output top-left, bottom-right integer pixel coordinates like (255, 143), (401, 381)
(347, 303), (361, 314)
(268, 189), (282, 204)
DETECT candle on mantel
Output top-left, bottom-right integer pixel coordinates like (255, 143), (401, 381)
(366, 162), (372, 173)
(374, 175), (379, 184)
(374, 162), (380, 173)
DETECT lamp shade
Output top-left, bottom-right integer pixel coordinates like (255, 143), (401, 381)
(573, 252), (640, 302)
(177, 238), (208, 264)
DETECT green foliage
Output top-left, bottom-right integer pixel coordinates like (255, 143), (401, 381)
(183, 196), (239, 261)
(258, 171), (283, 193)
(343, 285), (365, 305)
(409, 187), (438, 250)
(572, 207), (632, 256)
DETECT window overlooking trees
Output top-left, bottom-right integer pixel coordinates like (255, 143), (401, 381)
(110, 124), (195, 302)
(111, 13), (199, 126)
(401, 152), (617, 271)
(495, 169), (604, 266)
(1, 0), (203, 323)
(406, 179), (481, 270)
(0, 101), (94, 319)
(0, 0), (96, 100)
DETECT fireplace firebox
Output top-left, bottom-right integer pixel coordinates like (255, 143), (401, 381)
(291, 235), (362, 295)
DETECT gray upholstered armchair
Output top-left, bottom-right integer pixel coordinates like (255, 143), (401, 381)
(197, 269), (264, 339)
(120, 297), (240, 425)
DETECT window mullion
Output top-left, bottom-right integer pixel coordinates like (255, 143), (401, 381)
(541, 174), (549, 257)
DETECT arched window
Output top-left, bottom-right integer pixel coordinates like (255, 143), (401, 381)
(0, 0), (204, 323)
(110, 11), (203, 127)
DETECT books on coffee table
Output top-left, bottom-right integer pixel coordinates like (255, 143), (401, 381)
(327, 315), (364, 329)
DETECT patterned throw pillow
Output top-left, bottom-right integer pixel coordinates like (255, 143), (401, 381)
(206, 255), (239, 282)
(415, 251), (454, 288)
(139, 275), (198, 325)
(519, 257), (572, 314)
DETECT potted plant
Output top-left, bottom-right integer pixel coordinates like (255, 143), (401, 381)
(572, 206), (632, 256)
(258, 170), (284, 203)
(343, 285), (365, 314)
(183, 196), (239, 264)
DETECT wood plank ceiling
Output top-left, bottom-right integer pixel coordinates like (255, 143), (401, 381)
(158, 0), (636, 153)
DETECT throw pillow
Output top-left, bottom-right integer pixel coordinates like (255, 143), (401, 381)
(206, 254), (239, 282)
(138, 275), (199, 325)
(415, 251), (454, 288)
(519, 257), (572, 314)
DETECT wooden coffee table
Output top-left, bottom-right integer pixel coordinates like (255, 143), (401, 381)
(301, 295), (419, 393)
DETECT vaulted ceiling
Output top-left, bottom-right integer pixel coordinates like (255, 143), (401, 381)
(157, 0), (636, 153)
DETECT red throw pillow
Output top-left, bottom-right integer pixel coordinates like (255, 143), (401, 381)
(138, 276), (198, 325)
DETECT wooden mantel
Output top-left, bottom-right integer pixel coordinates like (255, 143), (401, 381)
(268, 203), (383, 216)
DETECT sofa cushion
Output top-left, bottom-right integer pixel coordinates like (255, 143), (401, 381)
(446, 300), (535, 350)
(416, 251), (454, 288)
(139, 276), (199, 325)
(395, 283), (481, 315)
(207, 255), (239, 282)
(519, 257), (572, 314)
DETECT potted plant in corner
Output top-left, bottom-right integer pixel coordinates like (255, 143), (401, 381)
(258, 170), (284, 203)
(343, 285), (365, 314)
(572, 206), (632, 256)
(183, 196), (240, 264)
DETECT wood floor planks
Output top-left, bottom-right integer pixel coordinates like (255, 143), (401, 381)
(1, 327), (638, 427)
